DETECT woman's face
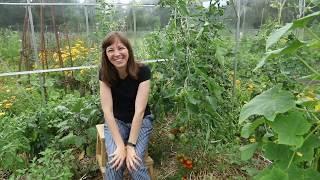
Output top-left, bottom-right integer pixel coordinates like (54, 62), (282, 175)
(106, 39), (129, 70)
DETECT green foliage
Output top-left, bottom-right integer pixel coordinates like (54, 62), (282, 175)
(0, 116), (30, 171)
(0, 92), (102, 178)
(239, 10), (320, 179)
(0, 29), (21, 71)
(147, 0), (237, 146)
(239, 85), (296, 123)
(270, 111), (311, 147)
(256, 11), (320, 70)
(12, 148), (74, 180)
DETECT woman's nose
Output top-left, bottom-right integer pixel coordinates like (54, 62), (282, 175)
(113, 49), (121, 56)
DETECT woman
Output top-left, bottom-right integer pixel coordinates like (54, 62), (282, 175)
(99, 32), (153, 180)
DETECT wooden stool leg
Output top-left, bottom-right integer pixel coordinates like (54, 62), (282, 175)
(149, 165), (154, 180)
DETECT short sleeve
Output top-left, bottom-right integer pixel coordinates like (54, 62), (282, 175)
(138, 65), (151, 83)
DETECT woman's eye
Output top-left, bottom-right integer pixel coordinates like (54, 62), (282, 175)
(107, 49), (113, 52)
(119, 47), (125, 50)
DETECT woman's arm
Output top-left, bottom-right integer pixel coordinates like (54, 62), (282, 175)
(128, 80), (151, 144)
(100, 80), (126, 170)
(126, 80), (151, 171)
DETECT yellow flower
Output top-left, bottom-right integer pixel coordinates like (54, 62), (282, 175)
(77, 40), (84, 44)
(65, 71), (72, 77)
(247, 83), (254, 92)
(25, 87), (32, 91)
(305, 96), (316, 101)
(249, 138), (256, 143)
(4, 103), (13, 109)
(6, 89), (10, 93)
(236, 80), (241, 87)
(53, 52), (59, 62)
(11, 96), (16, 100)
(315, 103), (320, 112)
(0, 112), (5, 116)
(80, 69), (84, 74)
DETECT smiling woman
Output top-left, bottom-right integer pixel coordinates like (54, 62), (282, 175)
(99, 32), (153, 180)
(105, 39), (129, 72)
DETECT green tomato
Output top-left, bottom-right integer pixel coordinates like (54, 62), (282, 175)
(168, 133), (175, 141)
(179, 133), (188, 144)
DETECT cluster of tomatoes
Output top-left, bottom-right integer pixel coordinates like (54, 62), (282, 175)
(177, 154), (193, 170)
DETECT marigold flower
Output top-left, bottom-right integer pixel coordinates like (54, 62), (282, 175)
(4, 103), (13, 109)
(236, 80), (241, 86)
(315, 103), (320, 112)
(0, 112), (5, 116)
(249, 138), (256, 143)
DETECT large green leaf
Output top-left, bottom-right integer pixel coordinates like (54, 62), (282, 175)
(307, 40), (320, 49)
(295, 135), (320, 162)
(266, 23), (293, 50)
(288, 166), (320, 180)
(254, 40), (305, 71)
(263, 142), (292, 163)
(263, 11), (319, 40)
(270, 111), (311, 147)
(255, 166), (289, 180)
(215, 46), (225, 67)
(241, 118), (265, 138)
(239, 86), (295, 123)
(293, 11), (320, 28)
(240, 143), (258, 161)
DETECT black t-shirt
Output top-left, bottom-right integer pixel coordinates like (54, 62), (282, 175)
(99, 65), (151, 123)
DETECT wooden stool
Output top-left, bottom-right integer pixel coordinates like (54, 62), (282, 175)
(96, 124), (154, 180)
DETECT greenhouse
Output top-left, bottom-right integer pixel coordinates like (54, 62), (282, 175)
(0, 0), (319, 179)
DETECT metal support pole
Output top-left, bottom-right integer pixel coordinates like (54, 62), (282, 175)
(298, 0), (305, 39)
(27, 0), (46, 104)
(132, 1), (137, 45)
(84, 5), (90, 40)
(233, 0), (241, 97)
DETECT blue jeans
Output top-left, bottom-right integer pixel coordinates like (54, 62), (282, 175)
(104, 115), (153, 180)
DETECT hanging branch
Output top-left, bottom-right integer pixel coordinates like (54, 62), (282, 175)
(19, 8), (29, 79)
(62, 5), (76, 90)
(51, 5), (67, 93)
(40, 1), (48, 70)
(39, 0), (48, 100)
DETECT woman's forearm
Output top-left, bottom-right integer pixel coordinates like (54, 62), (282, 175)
(104, 112), (125, 148)
(127, 111), (144, 144)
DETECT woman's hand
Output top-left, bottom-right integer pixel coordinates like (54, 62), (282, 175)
(126, 146), (142, 172)
(109, 145), (126, 170)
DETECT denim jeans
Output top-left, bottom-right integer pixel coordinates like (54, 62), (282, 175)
(104, 114), (153, 180)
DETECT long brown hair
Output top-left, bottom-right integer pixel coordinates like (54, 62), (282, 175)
(100, 32), (139, 87)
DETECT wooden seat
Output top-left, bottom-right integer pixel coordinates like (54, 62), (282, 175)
(96, 124), (154, 180)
